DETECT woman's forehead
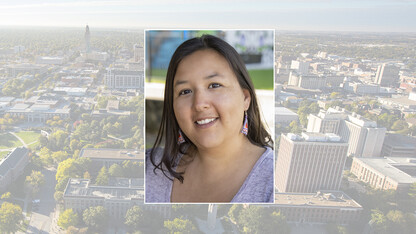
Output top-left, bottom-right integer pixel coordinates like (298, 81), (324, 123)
(174, 49), (232, 81)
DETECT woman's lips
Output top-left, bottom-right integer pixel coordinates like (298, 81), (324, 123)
(194, 117), (218, 128)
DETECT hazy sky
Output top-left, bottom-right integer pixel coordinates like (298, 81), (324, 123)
(0, 0), (415, 32)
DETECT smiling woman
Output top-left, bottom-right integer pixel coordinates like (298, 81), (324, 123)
(146, 33), (274, 203)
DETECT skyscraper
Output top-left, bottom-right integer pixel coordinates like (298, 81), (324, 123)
(276, 132), (348, 193)
(374, 63), (399, 87)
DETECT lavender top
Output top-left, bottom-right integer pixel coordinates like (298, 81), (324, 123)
(145, 147), (274, 203)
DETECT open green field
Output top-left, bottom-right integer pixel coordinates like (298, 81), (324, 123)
(147, 68), (274, 90)
(0, 133), (23, 149)
(15, 131), (41, 145)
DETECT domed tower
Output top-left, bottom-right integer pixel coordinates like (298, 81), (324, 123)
(85, 25), (91, 53)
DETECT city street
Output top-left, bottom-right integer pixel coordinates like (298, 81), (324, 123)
(25, 169), (57, 234)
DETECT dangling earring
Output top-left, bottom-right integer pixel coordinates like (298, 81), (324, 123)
(241, 111), (248, 136)
(178, 129), (185, 144)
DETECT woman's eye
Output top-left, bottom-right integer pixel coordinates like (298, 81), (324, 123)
(209, 83), (221, 89)
(179, 89), (192, 96)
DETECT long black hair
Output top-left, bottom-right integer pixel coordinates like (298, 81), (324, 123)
(150, 34), (272, 182)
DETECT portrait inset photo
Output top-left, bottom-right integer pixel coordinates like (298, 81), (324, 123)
(145, 30), (275, 203)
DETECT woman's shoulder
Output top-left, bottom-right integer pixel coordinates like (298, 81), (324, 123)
(145, 148), (173, 203)
(232, 146), (274, 203)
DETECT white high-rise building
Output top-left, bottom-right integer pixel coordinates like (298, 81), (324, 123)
(339, 114), (386, 157)
(374, 63), (399, 87)
(307, 108), (386, 157)
(276, 133), (348, 193)
(290, 60), (310, 74)
(105, 69), (144, 90)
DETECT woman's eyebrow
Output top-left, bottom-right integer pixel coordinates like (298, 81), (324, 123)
(174, 80), (187, 87)
(175, 73), (223, 87)
(205, 73), (222, 79)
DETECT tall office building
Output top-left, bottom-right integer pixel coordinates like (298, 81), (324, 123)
(308, 108), (386, 157)
(307, 108), (347, 133)
(338, 114), (386, 157)
(290, 60), (310, 74)
(105, 69), (144, 90)
(374, 63), (399, 87)
(276, 133), (348, 193)
(133, 44), (143, 63)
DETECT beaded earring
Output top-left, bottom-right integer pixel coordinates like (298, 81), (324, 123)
(241, 111), (248, 135)
(178, 129), (185, 144)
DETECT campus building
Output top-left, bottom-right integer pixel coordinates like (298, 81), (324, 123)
(307, 107), (386, 157)
(0, 147), (29, 192)
(338, 114), (386, 157)
(79, 148), (144, 168)
(275, 107), (299, 125)
(104, 69), (144, 90)
(381, 134), (416, 158)
(274, 191), (363, 225)
(350, 157), (416, 193)
(276, 133), (348, 193)
(63, 178), (170, 220)
(375, 63), (400, 87)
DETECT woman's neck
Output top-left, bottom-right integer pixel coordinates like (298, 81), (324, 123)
(192, 136), (262, 178)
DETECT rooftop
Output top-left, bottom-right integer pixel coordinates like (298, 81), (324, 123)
(0, 147), (29, 176)
(355, 157), (416, 184)
(63, 178), (144, 200)
(275, 190), (362, 209)
(80, 148), (143, 161)
(286, 132), (345, 143)
(275, 107), (298, 116)
(383, 133), (416, 150)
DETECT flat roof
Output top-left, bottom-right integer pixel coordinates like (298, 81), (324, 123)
(80, 148), (144, 161)
(63, 178), (144, 200)
(384, 133), (416, 149)
(381, 96), (416, 106)
(355, 157), (416, 184)
(275, 191), (362, 209)
(275, 107), (298, 116)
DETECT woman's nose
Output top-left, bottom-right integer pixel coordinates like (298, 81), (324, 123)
(193, 90), (210, 112)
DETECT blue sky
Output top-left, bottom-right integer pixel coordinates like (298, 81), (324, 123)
(0, 0), (415, 32)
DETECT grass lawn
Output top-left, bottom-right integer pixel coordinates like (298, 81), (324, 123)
(0, 150), (11, 159)
(15, 131), (41, 145)
(147, 68), (273, 90)
(0, 133), (23, 149)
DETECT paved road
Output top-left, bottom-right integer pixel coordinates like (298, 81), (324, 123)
(26, 169), (57, 234)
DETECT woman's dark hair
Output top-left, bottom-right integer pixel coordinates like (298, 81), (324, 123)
(150, 34), (273, 182)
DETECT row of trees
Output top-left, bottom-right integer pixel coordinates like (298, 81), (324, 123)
(228, 205), (290, 234)
(58, 206), (197, 233)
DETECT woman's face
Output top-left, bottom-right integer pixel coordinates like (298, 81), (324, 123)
(173, 49), (251, 150)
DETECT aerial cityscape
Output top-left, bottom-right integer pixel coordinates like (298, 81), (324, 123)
(1, 25), (415, 233)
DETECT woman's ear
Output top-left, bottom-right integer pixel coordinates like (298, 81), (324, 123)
(242, 89), (251, 110)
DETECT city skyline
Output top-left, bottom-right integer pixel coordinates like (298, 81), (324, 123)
(0, 0), (415, 32)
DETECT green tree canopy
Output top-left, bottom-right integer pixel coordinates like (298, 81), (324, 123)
(0, 202), (24, 234)
(164, 218), (197, 234)
(58, 209), (79, 230)
(82, 206), (108, 231)
(25, 170), (45, 195)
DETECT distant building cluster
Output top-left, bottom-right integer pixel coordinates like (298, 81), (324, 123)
(4, 95), (70, 122)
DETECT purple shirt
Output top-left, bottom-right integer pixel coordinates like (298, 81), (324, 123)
(145, 147), (274, 203)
